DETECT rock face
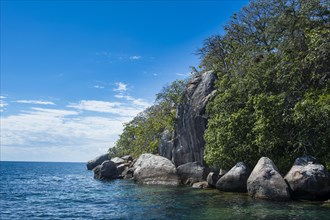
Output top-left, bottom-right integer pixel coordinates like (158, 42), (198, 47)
(158, 130), (174, 161)
(133, 153), (179, 185)
(216, 162), (251, 192)
(93, 160), (118, 180)
(87, 153), (110, 170)
(177, 162), (208, 184)
(247, 157), (291, 201)
(284, 156), (330, 201)
(172, 71), (216, 166)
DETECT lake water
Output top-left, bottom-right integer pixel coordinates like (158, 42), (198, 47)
(1, 161), (329, 219)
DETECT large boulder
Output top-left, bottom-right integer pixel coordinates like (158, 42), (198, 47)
(284, 156), (330, 201)
(216, 162), (251, 192)
(177, 162), (208, 184)
(93, 160), (118, 180)
(87, 153), (110, 170)
(247, 157), (291, 201)
(172, 71), (216, 166)
(133, 153), (179, 185)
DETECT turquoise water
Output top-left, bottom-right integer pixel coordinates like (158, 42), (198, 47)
(1, 161), (329, 219)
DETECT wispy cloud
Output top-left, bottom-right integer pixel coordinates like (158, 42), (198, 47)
(14, 100), (56, 105)
(94, 85), (105, 89)
(114, 95), (151, 109)
(1, 89), (152, 161)
(176, 72), (191, 77)
(0, 100), (8, 108)
(95, 51), (111, 57)
(0, 96), (8, 112)
(113, 82), (127, 92)
(67, 99), (149, 117)
(129, 55), (142, 60)
(0, 107), (128, 161)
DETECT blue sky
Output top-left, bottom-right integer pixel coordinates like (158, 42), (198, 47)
(1, 0), (248, 162)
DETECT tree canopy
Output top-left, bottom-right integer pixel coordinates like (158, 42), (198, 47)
(202, 0), (330, 172)
(109, 0), (329, 173)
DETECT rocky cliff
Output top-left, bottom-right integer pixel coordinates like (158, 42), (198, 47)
(159, 71), (216, 166)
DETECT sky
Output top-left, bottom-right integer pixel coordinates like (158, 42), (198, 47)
(0, 0), (248, 162)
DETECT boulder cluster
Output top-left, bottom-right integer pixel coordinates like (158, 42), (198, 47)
(87, 153), (329, 201)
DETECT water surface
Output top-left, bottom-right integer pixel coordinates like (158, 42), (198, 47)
(1, 161), (329, 219)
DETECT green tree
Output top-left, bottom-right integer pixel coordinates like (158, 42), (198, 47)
(203, 0), (330, 172)
(109, 80), (186, 158)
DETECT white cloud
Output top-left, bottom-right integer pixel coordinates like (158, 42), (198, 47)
(0, 106), (131, 162)
(67, 99), (149, 117)
(14, 100), (56, 105)
(113, 82), (127, 92)
(0, 100), (8, 108)
(0, 97), (8, 112)
(1, 90), (152, 161)
(114, 95), (151, 109)
(129, 55), (142, 60)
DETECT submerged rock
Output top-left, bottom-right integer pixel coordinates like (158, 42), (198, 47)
(216, 162), (251, 192)
(93, 160), (118, 180)
(87, 153), (110, 170)
(285, 156), (330, 201)
(247, 157), (291, 201)
(177, 162), (208, 184)
(172, 71), (216, 166)
(192, 181), (209, 189)
(133, 153), (179, 185)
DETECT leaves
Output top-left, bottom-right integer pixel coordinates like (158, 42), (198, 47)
(203, 0), (330, 172)
(109, 80), (186, 158)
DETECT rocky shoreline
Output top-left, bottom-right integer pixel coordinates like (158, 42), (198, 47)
(87, 153), (330, 202)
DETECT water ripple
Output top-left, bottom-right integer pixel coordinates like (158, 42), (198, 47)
(1, 161), (329, 220)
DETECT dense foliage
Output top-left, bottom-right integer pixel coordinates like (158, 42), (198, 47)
(202, 0), (330, 172)
(109, 80), (186, 158)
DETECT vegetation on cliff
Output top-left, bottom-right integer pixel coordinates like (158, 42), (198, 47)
(109, 0), (329, 172)
(202, 0), (330, 171)
(109, 80), (186, 158)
